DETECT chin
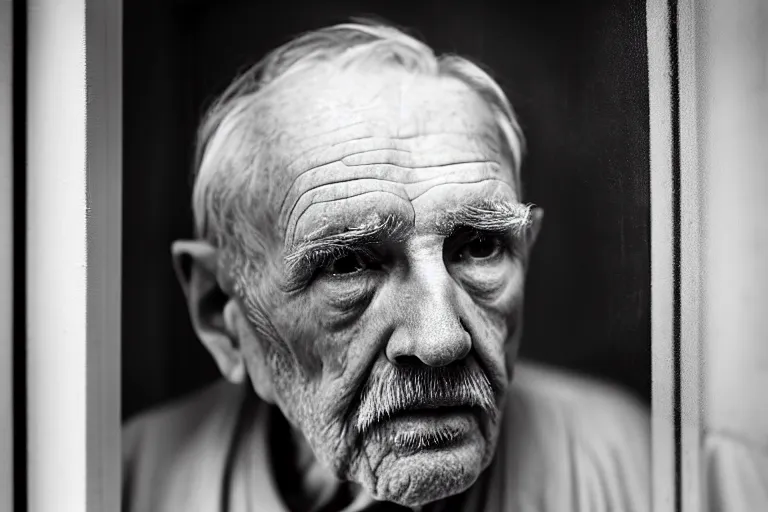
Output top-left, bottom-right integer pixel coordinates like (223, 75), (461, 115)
(358, 416), (492, 507)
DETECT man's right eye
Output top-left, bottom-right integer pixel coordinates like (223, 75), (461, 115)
(323, 252), (368, 276)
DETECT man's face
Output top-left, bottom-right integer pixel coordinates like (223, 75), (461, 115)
(233, 67), (529, 506)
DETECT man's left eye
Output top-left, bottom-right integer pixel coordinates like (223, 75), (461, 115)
(460, 236), (504, 261)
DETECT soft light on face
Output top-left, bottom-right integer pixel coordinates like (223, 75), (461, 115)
(234, 68), (530, 507)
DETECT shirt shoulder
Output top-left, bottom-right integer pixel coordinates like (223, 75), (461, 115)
(122, 380), (248, 512)
(480, 361), (650, 512)
(706, 430), (768, 511)
(513, 361), (650, 440)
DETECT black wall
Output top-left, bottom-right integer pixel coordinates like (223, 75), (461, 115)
(123, 0), (651, 421)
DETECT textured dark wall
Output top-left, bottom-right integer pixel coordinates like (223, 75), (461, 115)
(122, 0), (650, 421)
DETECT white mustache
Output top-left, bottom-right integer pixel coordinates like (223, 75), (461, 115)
(355, 361), (497, 434)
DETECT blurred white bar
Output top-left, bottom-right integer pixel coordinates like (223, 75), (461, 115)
(0, 0), (14, 509)
(85, 0), (122, 509)
(701, 0), (768, 509)
(647, 1), (676, 510)
(677, 1), (705, 511)
(27, 1), (87, 511)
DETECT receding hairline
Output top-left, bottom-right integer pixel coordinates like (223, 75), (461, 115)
(250, 66), (509, 152)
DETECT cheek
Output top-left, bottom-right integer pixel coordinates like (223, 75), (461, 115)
(241, 265), (385, 395)
(314, 276), (378, 329)
(266, 285), (375, 383)
(290, 275), (383, 380)
(460, 259), (525, 324)
(459, 260), (526, 382)
(264, 293), (328, 380)
(238, 268), (326, 381)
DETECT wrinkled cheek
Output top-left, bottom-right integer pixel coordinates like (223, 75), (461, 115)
(487, 272), (525, 344)
(307, 323), (364, 382)
(255, 292), (326, 381)
(270, 294), (376, 385)
(500, 297), (522, 347)
(237, 284), (361, 476)
(469, 287), (525, 391)
(473, 315), (508, 358)
(498, 292), (524, 372)
(238, 273), (297, 362)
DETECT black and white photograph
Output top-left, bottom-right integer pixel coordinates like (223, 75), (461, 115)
(3, 0), (768, 511)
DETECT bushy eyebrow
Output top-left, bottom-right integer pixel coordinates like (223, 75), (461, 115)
(439, 199), (533, 237)
(282, 214), (411, 282)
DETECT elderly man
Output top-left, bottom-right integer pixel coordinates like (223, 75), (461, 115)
(123, 20), (650, 512)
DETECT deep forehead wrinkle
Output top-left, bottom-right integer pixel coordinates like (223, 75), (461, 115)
(283, 132), (502, 182)
(282, 162), (507, 244)
(277, 133), (504, 215)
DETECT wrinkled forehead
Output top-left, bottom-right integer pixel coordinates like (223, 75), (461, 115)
(259, 68), (516, 241)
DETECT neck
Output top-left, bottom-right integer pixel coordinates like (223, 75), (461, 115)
(270, 407), (362, 512)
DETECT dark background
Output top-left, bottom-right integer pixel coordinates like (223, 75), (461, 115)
(122, 0), (650, 421)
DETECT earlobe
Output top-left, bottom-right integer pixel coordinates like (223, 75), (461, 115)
(221, 301), (246, 384)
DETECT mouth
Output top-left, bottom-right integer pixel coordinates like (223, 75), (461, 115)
(373, 405), (480, 453)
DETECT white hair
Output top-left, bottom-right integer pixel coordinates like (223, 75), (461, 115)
(192, 19), (526, 268)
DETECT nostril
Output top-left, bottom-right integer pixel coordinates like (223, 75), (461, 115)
(393, 355), (423, 368)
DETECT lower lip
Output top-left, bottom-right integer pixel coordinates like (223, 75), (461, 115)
(381, 406), (478, 451)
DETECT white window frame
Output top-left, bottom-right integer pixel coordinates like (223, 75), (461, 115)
(26, 0), (121, 510)
(647, 1), (704, 511)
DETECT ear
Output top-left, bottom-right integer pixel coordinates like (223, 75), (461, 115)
(524, 207), (544, 257)
(171, 240), (246, 384)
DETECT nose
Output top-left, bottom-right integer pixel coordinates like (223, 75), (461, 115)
(386, 261), (471, 368)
